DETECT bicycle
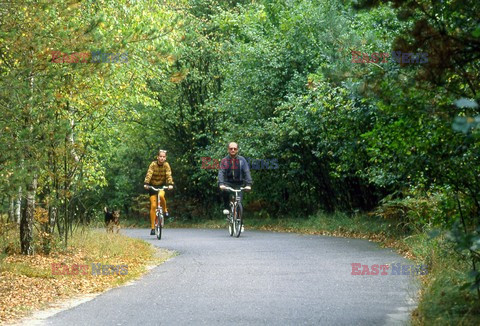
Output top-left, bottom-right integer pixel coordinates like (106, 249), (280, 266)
(146, 186), (170, 240)
(223, 186), (247, 238)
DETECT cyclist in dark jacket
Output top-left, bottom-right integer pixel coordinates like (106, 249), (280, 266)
(218, 142), (252, 215)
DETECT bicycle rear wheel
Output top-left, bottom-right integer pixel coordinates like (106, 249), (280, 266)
(233, 203), (243, 238)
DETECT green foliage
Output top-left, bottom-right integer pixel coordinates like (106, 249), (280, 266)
(0, 0), (181, 244)
(373, 190), (457, 233)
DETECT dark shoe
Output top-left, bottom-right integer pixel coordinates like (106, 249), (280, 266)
(150, 229), (155, 235)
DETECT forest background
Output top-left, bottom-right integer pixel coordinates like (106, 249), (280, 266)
(1, 0), (479, 324)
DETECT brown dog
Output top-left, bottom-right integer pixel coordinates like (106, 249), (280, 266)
(104, 207), (120, 233)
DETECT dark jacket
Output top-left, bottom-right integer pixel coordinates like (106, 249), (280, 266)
(218, 155), (253, 186)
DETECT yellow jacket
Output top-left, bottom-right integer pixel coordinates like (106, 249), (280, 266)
(144, 161), (174, 186)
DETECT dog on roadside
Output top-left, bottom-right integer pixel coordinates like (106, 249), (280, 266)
(104, 207), (120, 233)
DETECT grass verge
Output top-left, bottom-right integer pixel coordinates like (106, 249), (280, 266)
(403, 233), (480, 325)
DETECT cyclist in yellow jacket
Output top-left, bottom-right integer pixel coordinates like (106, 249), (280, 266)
(144, 150), (174, 235)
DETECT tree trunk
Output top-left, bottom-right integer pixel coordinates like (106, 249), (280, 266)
(8, 196), (15, 222)
(43, 205), (57, 254)
(14, 186), (22, 224)
(64, 136), (69, 246)
(20, 50), (36, 255)
(20, 176), (37, 255)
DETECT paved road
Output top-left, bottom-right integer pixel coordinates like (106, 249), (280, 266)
(40, 228), (418, 325)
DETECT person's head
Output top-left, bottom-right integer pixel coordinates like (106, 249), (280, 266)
(157, 150), (167, 164)
(227, 142), (238, 158)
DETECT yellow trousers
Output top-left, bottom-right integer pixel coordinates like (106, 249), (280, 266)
(149, 190), (167, 229)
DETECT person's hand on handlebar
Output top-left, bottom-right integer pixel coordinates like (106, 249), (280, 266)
(144, 184), (149, 190)
(219, 185), (226, 190)
(244, 186), (251, 192)
(168, 185), (173, 190)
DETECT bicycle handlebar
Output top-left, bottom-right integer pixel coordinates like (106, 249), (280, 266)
(146, 185), (171, 192)
(222, 186), (249, 192)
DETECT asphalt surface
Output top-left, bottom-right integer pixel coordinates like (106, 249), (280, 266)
(39, 228), (418, 326)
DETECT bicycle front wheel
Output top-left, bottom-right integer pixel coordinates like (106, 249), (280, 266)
(155, 214), (162, 240)
(228, 215), (234, 237)
(233, 203), (243, 238)
(228, 203), (234, 236)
